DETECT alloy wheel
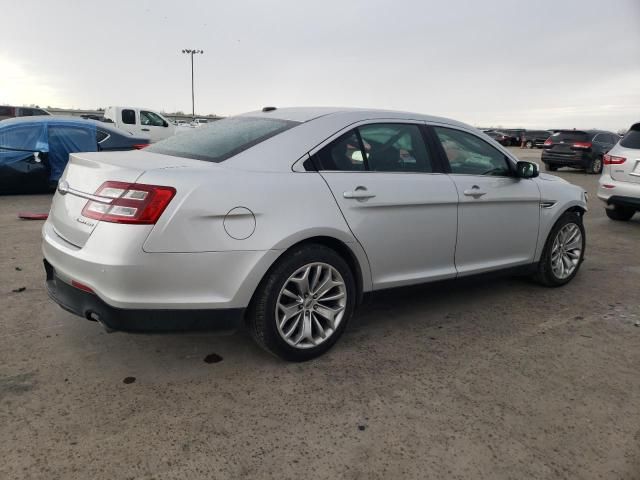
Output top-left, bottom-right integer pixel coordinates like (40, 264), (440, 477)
(275, 263), (347, 349)
(550, 223), (583, 280)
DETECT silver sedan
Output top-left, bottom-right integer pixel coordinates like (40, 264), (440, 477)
(43, 107), (588, 360)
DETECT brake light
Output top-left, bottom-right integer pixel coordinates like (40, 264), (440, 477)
(81, 181), (176, 224)
(133, 143), (149, 150)
(571, 141), (592, 150)
(543, 138), (553, 147)
(603, 154), (626, 165)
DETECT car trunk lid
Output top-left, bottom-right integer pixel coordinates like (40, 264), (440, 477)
(49, 150), (204, 247)
(545, 131), (590, 155)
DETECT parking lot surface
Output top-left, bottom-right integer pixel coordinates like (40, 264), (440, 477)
(1, 148), (639, 480)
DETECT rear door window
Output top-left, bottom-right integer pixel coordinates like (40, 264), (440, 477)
(121, 109), (136, 125)
(146, 116), (299, 162)
(359, 123), (432, 172)
(314, 130), (365, 171)
(314, 123), (433, 173)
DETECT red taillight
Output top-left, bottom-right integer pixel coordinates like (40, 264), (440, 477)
(543, 138), (553, 147)
(71, 280), (94, 293)
(133, 143), (149, 150)
(81, 181), (176, 224)
(603, 154), (626, 165)
(571, 141), (592, 150)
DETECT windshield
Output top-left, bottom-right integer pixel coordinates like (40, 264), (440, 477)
(146, 116), (299, 162)
(550, 131), (589, 143)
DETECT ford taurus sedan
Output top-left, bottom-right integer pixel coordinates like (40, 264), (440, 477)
(43, 107), (588, 361)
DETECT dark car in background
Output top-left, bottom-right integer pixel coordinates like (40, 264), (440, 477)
(0, 117), (149, 194)
(502, 129), (525, 146)
(0, 105), (51, 121)
(541, 129), (619, 174)
(484, 130), (511, 146)
(522, 130), (553, 149)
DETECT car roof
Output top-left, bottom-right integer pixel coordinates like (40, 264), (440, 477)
(239, 106), (471, 129)
(0, 116), (139, 137)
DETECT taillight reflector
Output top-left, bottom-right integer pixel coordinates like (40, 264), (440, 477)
(571, 141), (592, 150)
(603, 154), (626, 165)
(133, 143), (149, 150)
(71, 280), (94, 293)
(81, 181), (176, 224)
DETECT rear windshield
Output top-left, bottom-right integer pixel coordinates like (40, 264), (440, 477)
(550, 131), (589, 143)
(147, 116), (299, 162)
(620, 124), (640, 149)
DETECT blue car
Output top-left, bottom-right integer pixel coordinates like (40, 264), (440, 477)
(0, 117), (149, 194)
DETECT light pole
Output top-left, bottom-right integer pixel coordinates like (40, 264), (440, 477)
(181, 49), (204, 119)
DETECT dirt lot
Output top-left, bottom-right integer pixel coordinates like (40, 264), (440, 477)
(1, 148), (639, 480)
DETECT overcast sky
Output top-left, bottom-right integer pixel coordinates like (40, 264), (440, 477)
(1, 0), (639, 130)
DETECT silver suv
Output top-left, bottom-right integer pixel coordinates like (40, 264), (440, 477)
(598, 123), (640, 221)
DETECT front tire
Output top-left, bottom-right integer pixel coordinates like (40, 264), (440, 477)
(248, 244), (356, 361)
(605, 206), (635, 221)
(533, 211), (585, 287)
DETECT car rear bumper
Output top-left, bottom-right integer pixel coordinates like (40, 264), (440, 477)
(597, 175), (640, 208)
(42, 218), (281, 310)
(541, 151), (590, 167)
(45, 259), (244, 332)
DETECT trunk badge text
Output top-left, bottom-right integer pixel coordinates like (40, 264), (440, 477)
(76, 217), (95, 228)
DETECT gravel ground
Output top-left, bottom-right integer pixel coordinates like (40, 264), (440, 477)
(1, 148), (639, 480)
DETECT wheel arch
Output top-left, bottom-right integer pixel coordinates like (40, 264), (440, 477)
(534, 202), (587, 261)
(244, 233), (371, 317)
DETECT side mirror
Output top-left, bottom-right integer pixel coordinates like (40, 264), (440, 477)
(163, 120), (169, 127)
(516, 161), (539, 179)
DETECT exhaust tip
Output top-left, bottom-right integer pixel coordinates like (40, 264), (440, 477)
(86, 311), (115, 333)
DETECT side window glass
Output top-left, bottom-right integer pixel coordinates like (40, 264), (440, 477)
(314, 130), (365, 171)
(141, 111), (166, 127)
(434, 127), (511, 176)
(122, 109), (136, 125)
(96, 130), (109, 143)
(358, 123), (432, 172)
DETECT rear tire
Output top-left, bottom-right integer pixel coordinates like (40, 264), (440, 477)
(525, 140), (534, 149)
(533, 211), (585, 287)
(587, 156), (603, 174)
(247, 244), (356, 361)
(545, 163), (558, 172)
(605, 206), (635, 221)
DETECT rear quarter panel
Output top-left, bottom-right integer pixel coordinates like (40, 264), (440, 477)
(140, 166), (362, 255)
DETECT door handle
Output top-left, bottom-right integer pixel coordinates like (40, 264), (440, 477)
(141, 128), (150, 132)
(343, 186), (376, 200)
(463, 185), (487, 198)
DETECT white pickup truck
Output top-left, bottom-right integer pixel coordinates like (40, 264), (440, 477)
(104, 106), (176, 143)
